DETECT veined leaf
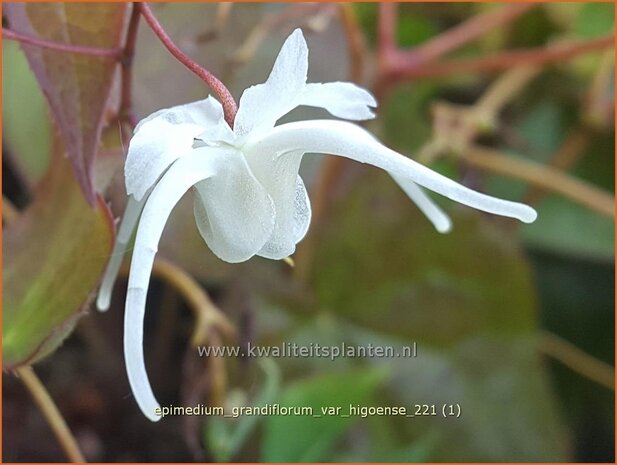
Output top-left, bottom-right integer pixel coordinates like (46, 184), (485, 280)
(5, 3), (128, 205)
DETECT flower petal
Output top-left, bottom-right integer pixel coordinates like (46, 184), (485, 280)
(234, 29), (308, 138)
(244, 120), (537, 224)
(125, 97), (224, 200)
(297, 82), (377, 120)
(96, 194), (147, 311)
(124, 147), (231, 421)
(241, 149), (312, 259)
(196, 118), (236, 146)
(291, 176), (312, 244)
(192, 152), (276, 263)
(390, 174), (452, 233)
(258, 176), (311, 259)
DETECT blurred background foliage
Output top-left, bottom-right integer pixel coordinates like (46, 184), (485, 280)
(2, 2), (614, 462)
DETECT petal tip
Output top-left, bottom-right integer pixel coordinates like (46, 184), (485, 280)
(436, 219), (453, 234)
(147, 406), (163, 422)
(95, 293), (110, 312)
(285, 28), (308, 51)
(520, 206), (538, 224)
(290, 27), (304, 39)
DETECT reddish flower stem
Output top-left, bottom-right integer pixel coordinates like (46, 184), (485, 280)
(390, 34), (615, 80)
(3, 27), (122, 58)
(138, 2), (238, 127)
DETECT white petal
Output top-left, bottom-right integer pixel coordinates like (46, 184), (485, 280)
(390, 175), (452, 233)
(196, 118), (236, 146)
(244, 120), (538, 224)
(96, 194), (147, 312)
(126, 97), (224, 200)
(234, 29), (308, 138)
(298, 83), (377, 120)
(192, 153), (276, 263)
(135, 96), (224, 132)
(241, 149), (312, 259)
(291, 176), (312, 244)
(125, 147), (231, 421)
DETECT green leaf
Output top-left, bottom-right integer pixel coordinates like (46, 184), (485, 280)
(575, 3), (614, 39)
(262, 367), (386, 462)
(4, 3), (128, 205)
(2, 41), (51, 185)
(308, 173), (569, 460)
(3, 155), (115, 369)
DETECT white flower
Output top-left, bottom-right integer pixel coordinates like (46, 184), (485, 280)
(96, 29), (536, 421)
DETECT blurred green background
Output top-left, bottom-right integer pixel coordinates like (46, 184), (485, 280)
(3, 2), (614, 462)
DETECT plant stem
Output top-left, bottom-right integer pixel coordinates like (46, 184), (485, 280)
(3, 28), (121, 58)
(16, 366), (86, 462)
(391, 34), (614, 80)
(460, 145), (615, 218)
(138, 2), (238, 127)
(399, 3), (536, 66)
(376, 3), (534, 94)
(417, 67), (540, 164)
(474, 66), (540, 117)
(538, 331), (615, 391)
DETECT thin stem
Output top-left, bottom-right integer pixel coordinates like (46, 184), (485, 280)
(418, 67), (540, 164)
(119, 3), (142, 130)
(16, 366), (86, 462)
(538, 331), (615, 391)
(138, 2), (238, 127)
(399, 4), (536, 65)
(3, 27), (121, 58)
(474, 66), (540, 117)
(460, 145), (615, 218)
(392, 35), (614, 80)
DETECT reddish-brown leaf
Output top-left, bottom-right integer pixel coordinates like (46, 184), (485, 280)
(5, 3), (128, 205)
